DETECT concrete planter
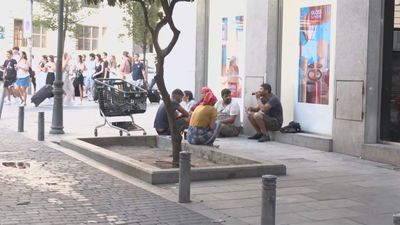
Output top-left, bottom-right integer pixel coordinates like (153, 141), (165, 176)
(60, 136), (286, 184)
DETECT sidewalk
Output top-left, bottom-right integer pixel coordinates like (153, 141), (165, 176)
(1, 98), (400, 225)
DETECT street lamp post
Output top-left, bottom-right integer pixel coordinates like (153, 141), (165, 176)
(49, 0), (64, 134)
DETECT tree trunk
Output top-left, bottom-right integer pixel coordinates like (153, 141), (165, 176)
(142, 29), (147, 67)
(155, 57), (182, 167)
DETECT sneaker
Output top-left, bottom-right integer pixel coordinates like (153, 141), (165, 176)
(258, 134), (271, 142)
(248, 133), (263, 140)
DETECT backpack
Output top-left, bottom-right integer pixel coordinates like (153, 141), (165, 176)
(280, 121), (301, 133)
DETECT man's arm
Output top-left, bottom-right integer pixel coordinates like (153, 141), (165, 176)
(176, 105), (189, 118)
(219, 115), (236, 125)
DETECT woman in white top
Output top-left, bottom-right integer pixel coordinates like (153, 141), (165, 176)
(108, 55), (118, 79)
(181, 90), (196, 113)
(36, 55), (48, 90)
(62, 53), (75, 104)
(15, 51), (30, 106)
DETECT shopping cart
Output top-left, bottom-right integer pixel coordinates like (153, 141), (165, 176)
(94, 78), (147, 136)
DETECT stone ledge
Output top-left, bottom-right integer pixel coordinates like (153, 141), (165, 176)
(362, 143), (400, 166)
(60, 136), (286, 184)
(270, 132), (333, 152)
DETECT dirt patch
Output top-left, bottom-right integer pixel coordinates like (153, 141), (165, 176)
(106, 146), (235, 169)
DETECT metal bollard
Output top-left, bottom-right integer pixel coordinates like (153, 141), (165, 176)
(261, 175), (277, 225)
(394, 213), (400, 225)
(179, 151), (191, 203)
(0, 83), (6, 119)
(38, 112), (45, 141)
(18, 106), (24, 132)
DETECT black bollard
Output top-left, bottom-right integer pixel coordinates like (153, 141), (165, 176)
(394, 213), (400, 225)
(38, 112), (44, 141)
(18, 106), (24, 132)
(261, 175), (277, 225)
(179, 151), (191, 203)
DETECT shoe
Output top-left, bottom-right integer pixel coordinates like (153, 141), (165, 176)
(248, 133), (263, 140)
(258, 134), (271, 142)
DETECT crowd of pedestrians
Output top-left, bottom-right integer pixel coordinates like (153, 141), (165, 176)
(0, 47), (152, 107)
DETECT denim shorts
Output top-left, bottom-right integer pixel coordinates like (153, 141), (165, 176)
(15, 76), (30, 87)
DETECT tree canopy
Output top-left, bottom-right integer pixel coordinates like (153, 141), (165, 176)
(120, 1), (160, 62)
(34, 0), (94, 39)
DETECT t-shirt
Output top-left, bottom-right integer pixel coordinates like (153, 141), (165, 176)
(264, 95), (283, 126)
(154, 101), (181, 130)
(131, 62), (144, 81)
(85, 60), (96, 77)
(215, 100), (241, 127)
(189, 105), (217, 128)
(3, 59), (17, 79)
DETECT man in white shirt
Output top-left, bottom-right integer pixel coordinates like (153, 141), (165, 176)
(215, 88), (241, 137)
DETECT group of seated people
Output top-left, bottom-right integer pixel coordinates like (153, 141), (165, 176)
(153, 83), (283, 145)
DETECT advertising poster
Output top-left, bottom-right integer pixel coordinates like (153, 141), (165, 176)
(298, 5), (331, 104)
(221, 15), (244, 98)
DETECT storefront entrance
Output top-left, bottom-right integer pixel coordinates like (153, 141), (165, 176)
(381, 0), (400, 142)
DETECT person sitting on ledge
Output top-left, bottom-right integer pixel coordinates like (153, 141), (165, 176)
(215, 88), (241, 137)
(153, 89), (189, 135)
(187, 91), (221, 146)
(246, 83), (283, 142)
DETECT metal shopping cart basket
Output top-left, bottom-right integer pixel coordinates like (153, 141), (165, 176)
(94, 78), (147, 136)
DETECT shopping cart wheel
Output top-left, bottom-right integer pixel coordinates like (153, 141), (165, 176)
(143, 132), (147, 135)
(94, 129), (98, 137)
(119, 130), (123, 136)
(127, 133), (131, 136)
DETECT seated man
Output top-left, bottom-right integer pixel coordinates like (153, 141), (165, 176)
(215, 88), (241, 137)
(246, 83), (283, 142)
(154, 89), (189, 135)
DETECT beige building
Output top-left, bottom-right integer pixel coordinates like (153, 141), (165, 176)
(0, 0), (133, 62)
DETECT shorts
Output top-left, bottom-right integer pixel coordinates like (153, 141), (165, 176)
(156, 118), (188, 135)
(4, 77), (16, 88)
(15, 76), (30, 87)
(263, 114), (281, 131)
(219, 124), (240, 137)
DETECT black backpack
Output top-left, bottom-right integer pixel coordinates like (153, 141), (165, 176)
(280, 121), (301, 133)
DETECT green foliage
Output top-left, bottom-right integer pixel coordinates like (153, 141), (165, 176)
(33, 0), (93, 37)
(121, 1), (160, 55)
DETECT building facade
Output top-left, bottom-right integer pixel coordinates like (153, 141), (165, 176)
(195, 0), (400, 165)
(0, 0), (133, 63)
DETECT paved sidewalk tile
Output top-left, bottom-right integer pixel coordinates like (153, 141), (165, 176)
(0, 129), (215, 225)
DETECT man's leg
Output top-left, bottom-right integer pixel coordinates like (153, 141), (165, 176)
(148, 78), (156, 91)
(247, 112), (263, 139)
(220, 124), (240, 137)
(247, 112), (261, 133)
(254, 112), (268, 135)
(175, 118), (189, 134)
